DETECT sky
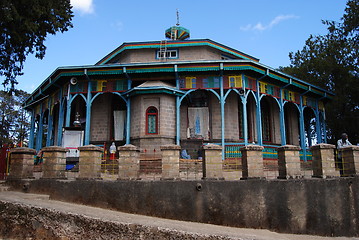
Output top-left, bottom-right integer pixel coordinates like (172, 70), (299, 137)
(16, 0), (347, 93)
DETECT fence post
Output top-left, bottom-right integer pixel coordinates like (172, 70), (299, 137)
(41, 146), (67, 179)
(118, 144), (140, 180)
(310, 143), (339, 178)
(78, 145), (103, 179)
(277, 145), (302, 179)
(8, 148), (36, 179)
(240, 145), (264, 179)
(341, 145), (359, 176)
(161, 144), (181, 180)
(203, 144), (223, 180)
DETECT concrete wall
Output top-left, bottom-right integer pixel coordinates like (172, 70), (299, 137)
(7, 178), (359, 237)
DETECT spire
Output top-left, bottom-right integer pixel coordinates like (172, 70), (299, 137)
(165, 9), (190, 40)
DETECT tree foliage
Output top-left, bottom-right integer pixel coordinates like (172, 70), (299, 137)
(0, 90), (30, 146)
(280, 0), (359, 144)
(0, 0), (73, 89)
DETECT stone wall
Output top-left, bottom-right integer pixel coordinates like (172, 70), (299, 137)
(91, 94), (111, 141)
(130, 94), (176, 151)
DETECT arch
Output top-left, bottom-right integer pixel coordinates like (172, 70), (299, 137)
(180, 89), (211, 140)
(260, 96), (281, 144)
(90, 92), (127, 143)
(41, 109), (50, 148)
(246, 93), (257, 142)
(69, 94), (86, 128)
(179, 88), (220, 104)
(303, 107), (317, 147)
(284, 102), (300, 145)
(146, 106), (158, 135)
(51, 102), (60, 146)
(246, 90), (258, 105)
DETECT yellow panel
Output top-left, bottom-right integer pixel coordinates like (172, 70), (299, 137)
(97, 80), (107, 91)
(185, 77), (195, 88)
(229, 76), (242, 88)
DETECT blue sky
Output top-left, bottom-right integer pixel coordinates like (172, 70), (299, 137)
(17, 0), (346, 93)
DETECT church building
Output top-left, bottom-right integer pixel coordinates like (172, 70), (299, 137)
(24, 23), (333, 160)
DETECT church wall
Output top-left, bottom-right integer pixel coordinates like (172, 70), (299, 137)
(130, 94), (176, 151)
(117, 46), (222, 64)
(90, 94), (112, 142)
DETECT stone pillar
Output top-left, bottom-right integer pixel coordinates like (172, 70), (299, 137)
(161, 144), (181, 180)
(277, 145), (302, 179)
(78, 145), (103, 179)
(118, 144), (140, 180)
(341, 145), (359, 176)
(9, 148), (36, 179)
(310, 143), (339, 178)
(41, 146), (67, 179)
(241, 145), (264, 179)
(203, 144), (223, 179)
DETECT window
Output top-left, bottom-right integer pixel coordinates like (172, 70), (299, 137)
(157, 49), (178, 59)
(185, 77), (196, 88)
(146, 107), (158, 134)
(229, 76), (242, 88)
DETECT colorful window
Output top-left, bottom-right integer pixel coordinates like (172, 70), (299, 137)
(146, 107), (158, 134)
(185, 77), (196, 88)
(229, 76), (242, 88)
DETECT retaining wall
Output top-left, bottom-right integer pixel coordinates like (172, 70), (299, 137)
(6, 177), (359, 237)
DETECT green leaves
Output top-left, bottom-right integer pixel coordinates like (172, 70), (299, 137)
(0, 0), (73, 89)
(0, 89), (30, 146)
(281, 0), (359, 144)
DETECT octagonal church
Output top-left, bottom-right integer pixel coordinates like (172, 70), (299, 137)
(25, 24), (333, 161)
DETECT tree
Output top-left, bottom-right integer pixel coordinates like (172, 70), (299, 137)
(280, 0), (359, 144)
(0, 0), (73, 89)
(0, 90), (30, 146)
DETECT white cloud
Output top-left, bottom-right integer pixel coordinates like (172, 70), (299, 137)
(70, 0), (94, 14)
(112, 21), (124, 32)
(240, 14), (299, 32)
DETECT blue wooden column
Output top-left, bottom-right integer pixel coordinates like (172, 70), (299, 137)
(46, 98), (53, 146)
(35, 104), (43, 152)
(175, 66), (181, 145)
(28, 109), (36, 149)
(279, 90), (286, 146)
(241, 95), (248, 145)
(84, 80), (92, 145)
(57, 96), (65, 146)
(315, 100), (322, 144)
(124, 67), (132, 145)
(219, 64), (225, 160)
(65, 92), (72, 127)
(322, 111), (327, 143)
(255, 80), (263, 145)
(299, 96), (306, 160)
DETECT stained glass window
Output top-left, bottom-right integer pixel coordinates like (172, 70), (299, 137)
(146, 107), (158, 134)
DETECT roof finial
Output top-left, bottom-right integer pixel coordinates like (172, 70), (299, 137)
(176, 9), (180, 26)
